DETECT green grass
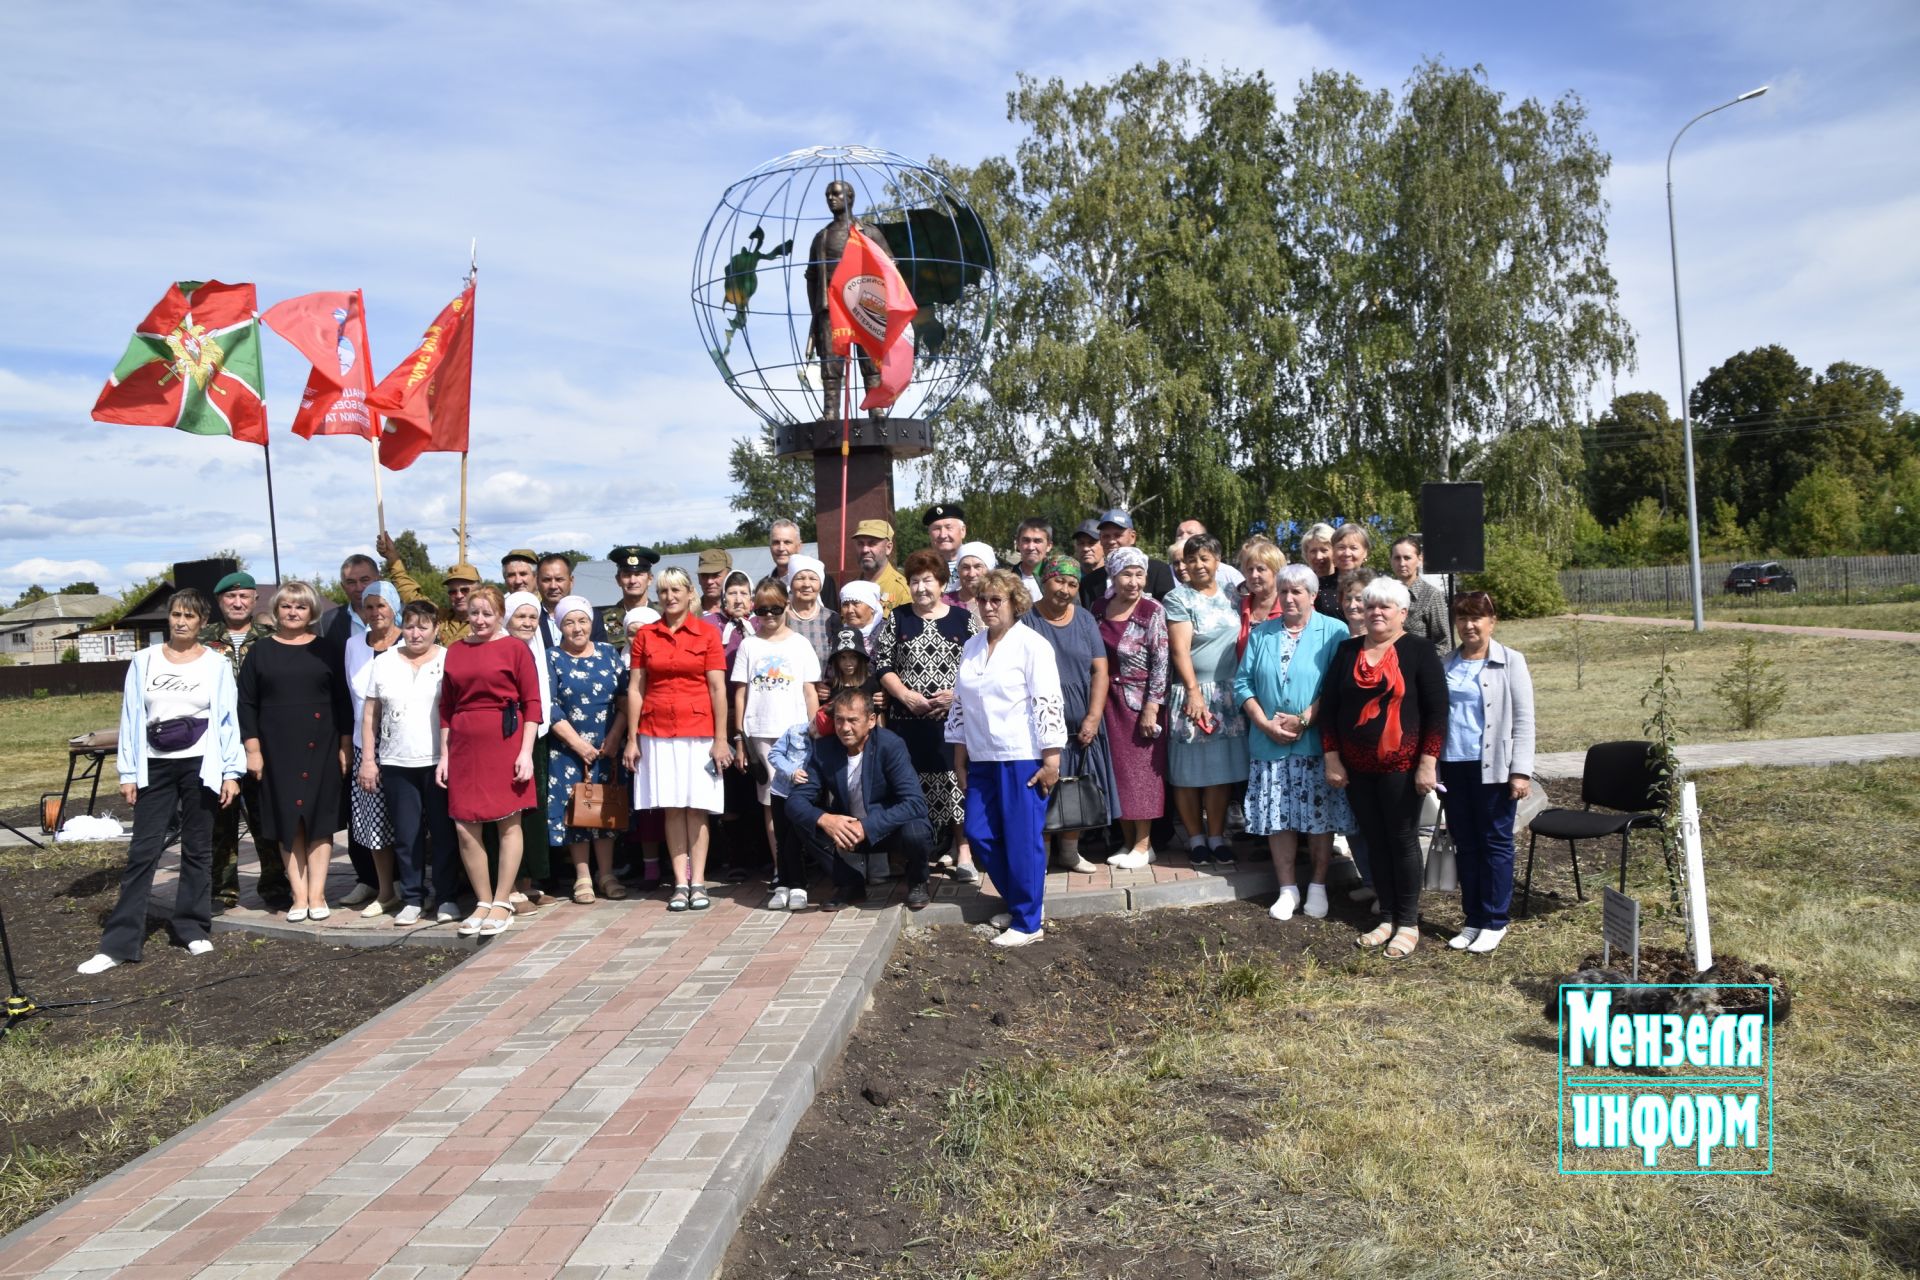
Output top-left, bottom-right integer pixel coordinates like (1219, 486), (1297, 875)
(914, 760), (1920, 1279)
(1499, 617), (1920, 753)
(0, 1027), (253, 1234)
(0, 692), (120, 810)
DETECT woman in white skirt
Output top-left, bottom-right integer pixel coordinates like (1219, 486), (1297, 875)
(622, 566), (733, 910)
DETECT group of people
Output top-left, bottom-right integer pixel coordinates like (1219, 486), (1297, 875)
(77, 502), (1535, 970)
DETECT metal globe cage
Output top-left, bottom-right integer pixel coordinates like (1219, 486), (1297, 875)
(691, 144), (996, 455)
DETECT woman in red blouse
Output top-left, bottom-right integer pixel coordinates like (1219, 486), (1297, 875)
(1320, 577), (1446, 958)
(622, 567), (733, 910)
(438, 586), (542, 937)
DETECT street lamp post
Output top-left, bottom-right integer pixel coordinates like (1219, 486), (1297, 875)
(1667, 85), (1769, 632)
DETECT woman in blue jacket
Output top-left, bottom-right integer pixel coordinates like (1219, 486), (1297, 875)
(78, 590), (244, 974)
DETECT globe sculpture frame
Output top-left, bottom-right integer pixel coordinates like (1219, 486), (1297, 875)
(693, 147), (995, 568)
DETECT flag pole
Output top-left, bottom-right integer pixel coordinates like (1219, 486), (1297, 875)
(372, 437), (387, 536)
(458, 452), (469, 568)
(262, 442), (283, 584)
(839, 354), (853, 579)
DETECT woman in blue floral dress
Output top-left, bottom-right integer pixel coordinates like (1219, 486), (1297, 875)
(546, 596), (629, 902)
(1165, 534), (1250, 865)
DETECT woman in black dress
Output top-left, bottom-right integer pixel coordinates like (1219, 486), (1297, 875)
(238, 580), (353, 923)
(874, 548), (981, 883)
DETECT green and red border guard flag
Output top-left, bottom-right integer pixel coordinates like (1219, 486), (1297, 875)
(369, 282), (474, 470)
(91, 280), (268, 444)
(826, 227), (915, 411)
(262, 289), (380, 439)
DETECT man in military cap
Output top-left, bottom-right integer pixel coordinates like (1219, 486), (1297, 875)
(604, 545), (659, 646)
(378, 532), (474, 645)
(501, 548), (539, 596)
(696, 546), (732, 614)
(922, 502), (967, 590)
(201, 570), (289, 909)
(852, 519), (909, 612)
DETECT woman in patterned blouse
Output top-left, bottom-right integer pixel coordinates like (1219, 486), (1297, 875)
(1098, 547), (1169, 870)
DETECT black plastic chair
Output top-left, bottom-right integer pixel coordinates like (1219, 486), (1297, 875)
(1521, 741), (1666, 917)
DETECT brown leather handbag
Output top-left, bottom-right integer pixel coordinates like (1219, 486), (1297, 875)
(565, 763), (629, 831)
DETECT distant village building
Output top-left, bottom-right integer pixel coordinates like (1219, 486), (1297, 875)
(0, 593), (119, 665)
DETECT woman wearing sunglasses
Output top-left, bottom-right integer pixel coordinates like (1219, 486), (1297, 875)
(732, 577), (822, 908)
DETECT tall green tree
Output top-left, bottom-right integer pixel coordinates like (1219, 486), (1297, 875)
(1583, 392), (1683, 525)
(9, 584), (50, 610)
(936, 61), (1294, 542)
(1286, 61), (1632, 492)
(1778, 466), (1863, 555)
(727, 422), (815, 541)
(1691, 345), (1815, 527)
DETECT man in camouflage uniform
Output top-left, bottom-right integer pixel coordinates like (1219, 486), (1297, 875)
(377, 532), (476, 645)
(201, 571), (290, 909)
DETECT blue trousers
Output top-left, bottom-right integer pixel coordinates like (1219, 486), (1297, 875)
(964, 760), (1048, 934)
(1439, 760), (1517, 930)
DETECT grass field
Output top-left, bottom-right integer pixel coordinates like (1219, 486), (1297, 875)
(918, 760), (1920, 1277)
(0, 693), (120, 811)
(1499, 617), (1920, 753)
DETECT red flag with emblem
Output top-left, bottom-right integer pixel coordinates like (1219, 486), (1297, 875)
(91, 280), (268, 445)
(368, 283), (474, 470)
(262, 289), (380, 440)
(827, 227), (915, 362)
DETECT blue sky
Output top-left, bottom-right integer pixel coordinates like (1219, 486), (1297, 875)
(2, 0), (1915, 600)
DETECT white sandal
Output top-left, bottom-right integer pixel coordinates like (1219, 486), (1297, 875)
(479, 901), (515, 936)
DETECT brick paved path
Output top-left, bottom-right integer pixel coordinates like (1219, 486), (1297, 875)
(0, 887), (897, 1280)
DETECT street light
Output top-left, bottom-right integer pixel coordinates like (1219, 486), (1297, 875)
(1668, 85), (1769, 631)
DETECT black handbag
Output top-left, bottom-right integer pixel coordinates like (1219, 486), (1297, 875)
(146, 716), (208, 752)
(1044, 774), (1107, 833)
(501, 699), (520, 738)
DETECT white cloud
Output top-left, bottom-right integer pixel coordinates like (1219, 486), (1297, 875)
(2, 557), (109, 586)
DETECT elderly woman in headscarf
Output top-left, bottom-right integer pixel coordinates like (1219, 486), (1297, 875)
(945, 541), (997, 626)
(503, 590), (555, 909)
(782, 553), (839, 675)
(1098, 546), (1169, 869)
(546, 593), (630, 902)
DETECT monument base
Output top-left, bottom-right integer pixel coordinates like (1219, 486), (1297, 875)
(775, 418), (933, 581)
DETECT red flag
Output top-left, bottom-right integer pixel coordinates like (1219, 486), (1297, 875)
(861, 326), (914, 412)
(368, 283), (474, 470)
(262, 289), (380, 439)
(827, 228), (915, 362)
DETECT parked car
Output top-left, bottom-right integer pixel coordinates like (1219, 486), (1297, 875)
(1724, 561), (1797, 594)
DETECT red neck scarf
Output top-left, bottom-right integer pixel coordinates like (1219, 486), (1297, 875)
(1236, 592), (1286, 659)
(1352, 640), (1405, 755)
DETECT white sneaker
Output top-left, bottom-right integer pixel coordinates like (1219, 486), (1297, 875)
(340, 883), (376, 907)
(394, 904), (423, 926)
(76, 953), (119, 975)
(186, 939), (214, 956)
(1303, 884), (1329, 919)
(1467, 927), (1507, 954)
(1449, 927), (1481, 950)
(307, 905), (331, 921)
(1108, 850), (1153, 871)
(991, 927), (1044, 948)
(1054, 851), (1097, 873)
(1269, 885), (1300, 921)
(767, 888), (792, 911)
(787, 888), (809, 911)
(990, 911), (1012, 929)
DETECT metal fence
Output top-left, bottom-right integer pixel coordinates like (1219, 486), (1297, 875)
(1559, 555), (1920, 610)
(0, 659), (129, 701)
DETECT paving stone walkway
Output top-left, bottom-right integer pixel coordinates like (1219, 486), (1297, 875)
(1530, 731), (1920, 780)
(1568, 611), (1920, 644)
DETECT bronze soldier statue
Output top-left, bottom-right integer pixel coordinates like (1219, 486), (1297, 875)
(805, 178), (890, 419)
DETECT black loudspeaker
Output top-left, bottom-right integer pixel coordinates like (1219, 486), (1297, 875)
(172, 558), (239, 599)
(1419, 483), (1484, 575)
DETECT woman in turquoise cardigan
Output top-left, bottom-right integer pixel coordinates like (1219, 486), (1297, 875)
(1233, 564), (1353, 923)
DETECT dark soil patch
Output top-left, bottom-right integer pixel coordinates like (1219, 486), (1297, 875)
(721, 900), (1327, 1280)
(0, 851), (457, 1231)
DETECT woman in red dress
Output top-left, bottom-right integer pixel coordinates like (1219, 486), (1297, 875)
(437, 585), (541, 936)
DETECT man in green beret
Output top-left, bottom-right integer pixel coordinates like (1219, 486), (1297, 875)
(200, 570), (289, 910)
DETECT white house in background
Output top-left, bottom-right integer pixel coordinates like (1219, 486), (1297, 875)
(0, 593), (119, 665)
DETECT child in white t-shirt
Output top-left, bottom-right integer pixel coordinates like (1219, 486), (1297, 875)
(731, 578), (821, 907)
